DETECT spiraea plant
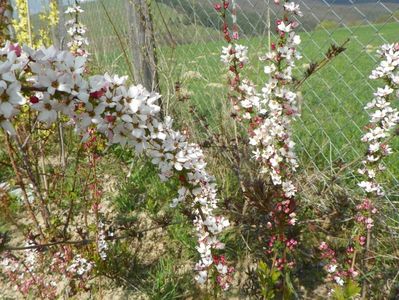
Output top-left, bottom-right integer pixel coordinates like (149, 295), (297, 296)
(0, 3), (230, 298)
(214, 0), (302, 297)
(319, 43), (399, 299)
(65, 1), (89, 57)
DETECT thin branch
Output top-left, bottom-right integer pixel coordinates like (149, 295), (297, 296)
(3, 222), (181, 252)
(100, 0), (135, 81)
(294, 38), (350, 90)
(5, 135), (45, 239)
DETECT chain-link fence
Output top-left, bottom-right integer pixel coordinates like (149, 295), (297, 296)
(29, 0), (399, 223)
(73, 0), (399, 210)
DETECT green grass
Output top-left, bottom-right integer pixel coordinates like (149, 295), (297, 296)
(88, 19), (399, 192)
(148, 22), (399, 184)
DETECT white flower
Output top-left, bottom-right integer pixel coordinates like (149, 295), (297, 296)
(32, 98), (59, 124)
(284, 2), (303, 16)
(264, 64), (276, 74)
(195, 270), (208, 284)
(235, 44), (249, 65)
(65, 5), (84, 14)
(374, 85), (393, 97)
(277, 22), (292, 33)
(0, 82), (25, 118)
(327, 264), (337, 273)
(334, 276), (344, 286)
(282, 180), (297, 198)
(292, 34), (301, 45)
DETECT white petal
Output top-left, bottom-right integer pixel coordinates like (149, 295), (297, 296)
(1, 119), (16, 135)
(0, 102), (14, 118)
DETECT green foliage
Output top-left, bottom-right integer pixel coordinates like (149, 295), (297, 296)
(257, 260), (281, 299)
(113, 157), (177, 215)
(332, 280), (361, 300)
(13, 0), (32, 45)
(257, 261), (298, 299)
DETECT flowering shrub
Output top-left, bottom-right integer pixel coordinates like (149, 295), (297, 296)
(215, 0), (302, 296)
(65, 1), (89, 57)
(12, 0), (31, 46)
(0, 40), (231, 293)
(0, 0), (398, 298)
(13, 0), (59, 48)
(0, 2), (231, 296)
(38, 0), (59, 47)
(315, 43), (399, 298)
(354, 43), (398, 296)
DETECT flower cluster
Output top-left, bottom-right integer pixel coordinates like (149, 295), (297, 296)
(97, 220), (109, 260)
(216, 0), (261, 124)
(319, 242), (359, 289)
(220, 44), (248, 67)
(1, 242), (98, 298)
(0, 41), (229, 288)
(217, 0), (302, 279)
(213, 255), (234, 290)
(355, 198), (377, 231)
(357, 43), (399, 235)
(246, 1), (302, 268)
(66, 254), (94, 277)
(65, 1), (89, 56)
(249, 0), (301, 197)
(0, 239), (57, 298)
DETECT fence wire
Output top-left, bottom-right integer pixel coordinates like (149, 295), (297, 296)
(31, 0), (399, 228)
(81, 0), (399, 207)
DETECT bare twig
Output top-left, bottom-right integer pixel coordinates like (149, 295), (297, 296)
(3, 222), (181, 252)
(294, 39), (350, 90)
(5, 135), (45, 239)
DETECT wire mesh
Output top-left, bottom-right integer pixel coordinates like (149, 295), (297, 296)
(76, 0), (399, 207)
(31, 0), (399, 228)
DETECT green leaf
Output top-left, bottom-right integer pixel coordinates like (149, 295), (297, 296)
(345, 280), (361, 298)
(332, 286), (346, 300)
(332, 280), (361, 300)
(271, 269), (281, 283)
(284, 272), (298, 299)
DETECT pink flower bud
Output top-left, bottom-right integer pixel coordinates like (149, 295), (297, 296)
(291, 21), (299, 28)
(359, 236), (366, 246)
(29, 96), (39, 104)
(105, 115), (115, 123)
(9, 44), (22, 57)
(214, 3), (222, 11)
(90, 89), (105, 99)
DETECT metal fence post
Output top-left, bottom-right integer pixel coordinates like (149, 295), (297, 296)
(56, 0), (66, 49)
(126, 0), (160, 94)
